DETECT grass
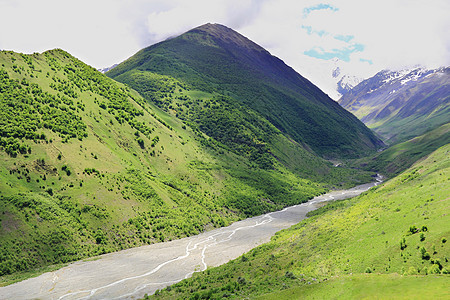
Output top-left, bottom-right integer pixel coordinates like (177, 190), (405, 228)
(0, 262), (67, 287)
(257, 274), (450, 300)
(356, 122), (450, 177)
(150, 143), (449, 299)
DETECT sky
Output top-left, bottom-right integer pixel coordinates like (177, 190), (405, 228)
(1, 0), (449, 98)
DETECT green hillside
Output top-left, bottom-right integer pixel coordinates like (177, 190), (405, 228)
(358, 122), (450, 177)
(0, 49), (375, 282)
(107, 69), (370, 186)
(107, 23), (383, 159)
(151, 143), (450, 299)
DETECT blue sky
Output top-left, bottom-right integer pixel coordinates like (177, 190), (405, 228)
(303, 3), (338, 16)
(0, 0), (448, 98)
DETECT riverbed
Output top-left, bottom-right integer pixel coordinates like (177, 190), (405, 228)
(0, 176), (382, 300)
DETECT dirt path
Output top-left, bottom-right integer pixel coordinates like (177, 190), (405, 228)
(0, 176), (382, 299)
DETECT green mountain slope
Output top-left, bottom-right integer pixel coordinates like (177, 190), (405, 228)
(107, 23), (383, 158)
(152, 143), (450, 299)
(0, 49), (334, 279)
(359, 122), (450, 177)
(0, 49), (375, 281)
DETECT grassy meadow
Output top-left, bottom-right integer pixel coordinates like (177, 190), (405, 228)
(149, 144), (449, 299)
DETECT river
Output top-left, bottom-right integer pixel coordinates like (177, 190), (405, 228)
(0, 175), (382, 299)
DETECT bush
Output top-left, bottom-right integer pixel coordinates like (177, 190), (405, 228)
(408, 225), (418, 234)
(61, 165), (71, 176)
(285, 271), (296, 279)
(420, 233), (425, 241)
(137, 137), (145, 149)
(400, 237), (407, 250)
(429, 264), (441, 274)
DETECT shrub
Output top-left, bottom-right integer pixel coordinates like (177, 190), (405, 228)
(431, 258), (442, 270)
(408, 225), (418, 234)
(400, 237), (407, 250)
(94, 229), (107, 244)
(429, 264), (441, 274)
(137, 137), (145, 149)
(61, 165), (71, 176)
(285, 271), (296, 279)
(237, 276), (246, 284)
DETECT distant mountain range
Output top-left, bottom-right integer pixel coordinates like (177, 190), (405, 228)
(339, 67), (450, 144)
(98, 64), (118, 73)
(107, 23), (383, 158)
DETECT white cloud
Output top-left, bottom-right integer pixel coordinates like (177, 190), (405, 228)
(0, 0), (140, 67)
(0, 0), (448, 95)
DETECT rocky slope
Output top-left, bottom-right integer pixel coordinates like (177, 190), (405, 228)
(339, 67), (450, 144)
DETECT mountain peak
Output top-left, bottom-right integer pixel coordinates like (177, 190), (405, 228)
(107, 23), (383, 157)
(186, 23), (266, 52)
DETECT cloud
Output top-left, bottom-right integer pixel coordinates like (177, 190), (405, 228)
(116, 0), (268, 49)
(0, 0), (448, 96)
(0, 0), (141, 68)
(237, 0), (450, 96)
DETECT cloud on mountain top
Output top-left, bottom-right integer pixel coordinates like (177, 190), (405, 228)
(0, 0), (448, 96)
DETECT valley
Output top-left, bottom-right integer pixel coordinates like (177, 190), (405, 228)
(0, 178), (382, 299)
(0, 19), (448, 300)
(0, 41), (375, 285)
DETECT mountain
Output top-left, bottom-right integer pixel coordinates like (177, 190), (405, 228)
(331, 59), (364, 98)
(107, 23), (383, 159)
(98, 64), (117, 74)
(357, 122), (450, 177)
(336, 73), (363, 97)
(1, 49), (351, 278)
(0, 47), (378, 280)
(339, 67), (450, 144)
(152, 143), (450, 299)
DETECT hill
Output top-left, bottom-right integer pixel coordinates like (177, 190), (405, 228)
(358, 122), (450, 177)
(339, 67), (450, 144)
(151, 143), (450, 299)
(0, 49), (374, 280)
(107, 23), (383, 159)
